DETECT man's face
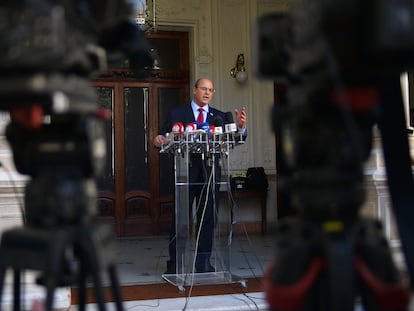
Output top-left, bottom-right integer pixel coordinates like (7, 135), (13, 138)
(193, 79), (215, 107)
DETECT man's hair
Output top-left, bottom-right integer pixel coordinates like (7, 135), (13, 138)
(194, 78), (202, 88)
(194, 78), (212, 88)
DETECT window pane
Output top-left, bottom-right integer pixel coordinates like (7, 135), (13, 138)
(125, 87), (149, 192)
(95, 87), (115, 191)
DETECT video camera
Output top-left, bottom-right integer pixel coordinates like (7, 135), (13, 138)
(254, 0), (414, 81)
(0, 0), (153, 226)
(254, 1), (414, 310)
(0, 1), (153, 309)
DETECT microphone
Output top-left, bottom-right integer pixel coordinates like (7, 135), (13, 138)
(172, 122), (184, 134)
(210, 117), (223, 153)
(161, 121), (183, 152)
(198, 121), (210, 133)
(212, 116), (223, 134)
(185, 122), (197, 133)
(224, 112), (237, 133)
(165, 121), (183, 146)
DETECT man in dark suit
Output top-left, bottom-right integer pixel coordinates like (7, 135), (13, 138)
(154, 77), (247, 273)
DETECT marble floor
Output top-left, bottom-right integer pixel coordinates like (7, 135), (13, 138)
(74, 231), (274, 311)
(75, 226), (410, 311)
(1, 225), (408, 310)
(110, 233), (274, 286)
(0, 228), (273, 310)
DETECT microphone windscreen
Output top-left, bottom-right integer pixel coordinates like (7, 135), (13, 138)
(172, 122), (183, 134)
(198, 122), (210, 133)
(224, 112), (234, 124)
(213, 116), (223, 126)
(185, 123), (197, 132)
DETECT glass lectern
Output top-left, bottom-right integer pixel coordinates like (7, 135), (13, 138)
(159, 129), (246, 291)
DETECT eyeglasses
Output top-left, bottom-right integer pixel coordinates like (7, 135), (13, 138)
(196, 86), (215, 93)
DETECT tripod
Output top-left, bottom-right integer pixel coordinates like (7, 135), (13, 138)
(0, 112), (124, 311)
(264, 79), (410, 310)
(0, 221), (123, 311)
(0, 0), (155, 309)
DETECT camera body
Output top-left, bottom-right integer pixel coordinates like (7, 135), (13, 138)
(0, 0), (153, 227)
(255, 2), (412, 310)
(253, 0), (414, 81)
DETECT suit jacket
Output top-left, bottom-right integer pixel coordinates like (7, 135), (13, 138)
(160, 104), (227, 135)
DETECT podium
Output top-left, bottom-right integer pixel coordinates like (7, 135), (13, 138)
(159, 130), (246, 291)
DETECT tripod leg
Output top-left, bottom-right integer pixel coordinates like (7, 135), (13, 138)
(13, 270), (20, 311)
(44, 231), (66, 311)
(88, 253), (108, 311)
(0, 266), (6, 308)
(108, 264), (124, 311)
(326, 237), (354, 311)
(77, 270), (87, 311)
(79, 231), (107, 311)
(354, 218), (409, 311)
(44, 269), (59, 310)
(264, 218), (325, 311)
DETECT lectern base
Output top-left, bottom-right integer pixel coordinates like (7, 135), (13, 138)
(161, 271), (247, 291)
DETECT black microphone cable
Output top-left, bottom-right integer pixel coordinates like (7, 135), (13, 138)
(183, 166), (214, 310)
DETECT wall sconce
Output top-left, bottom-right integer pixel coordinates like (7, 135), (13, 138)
(230, 53), (248, 84)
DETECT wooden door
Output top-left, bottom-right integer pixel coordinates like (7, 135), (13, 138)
(92, 81), (189, 236)
(91, 31), (190, 236)
(93, 82), (153, 236)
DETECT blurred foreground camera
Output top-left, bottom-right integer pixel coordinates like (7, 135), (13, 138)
(0, 1), (154, 309)
(256, 1), (413, 311)
(0, 0), (153, 112)
(254, 0), (414, 81)
(0, 0), (154, 226)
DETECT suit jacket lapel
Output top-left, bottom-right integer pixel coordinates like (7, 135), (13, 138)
(206, 109), (215, 124)
(184, 105), (195, 124)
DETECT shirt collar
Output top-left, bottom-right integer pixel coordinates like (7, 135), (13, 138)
(191, 100), (209, 114)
